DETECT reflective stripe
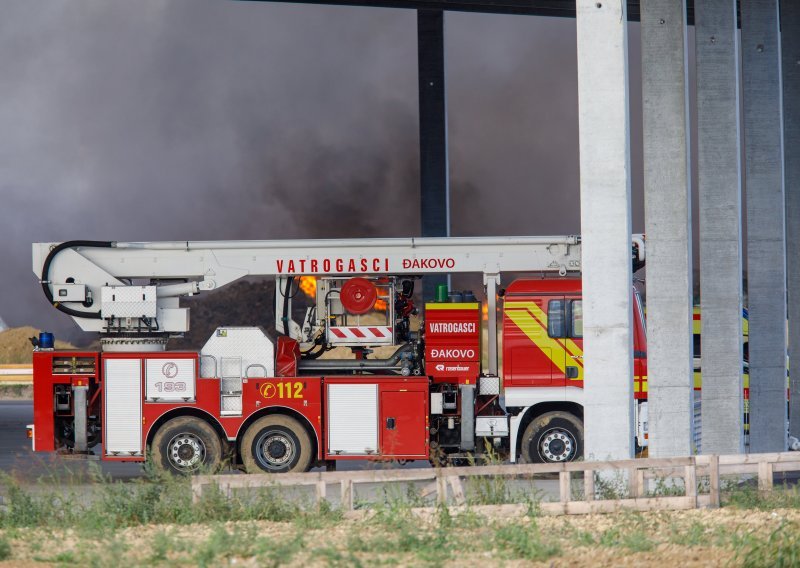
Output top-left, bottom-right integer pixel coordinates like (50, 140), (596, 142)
(329, 326), (391, 339)
(425, 303), (480, 310)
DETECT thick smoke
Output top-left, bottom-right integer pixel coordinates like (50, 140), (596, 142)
(0, 1), (645, 343)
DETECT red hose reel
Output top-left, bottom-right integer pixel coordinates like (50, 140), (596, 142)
(340, 277), (378, 315)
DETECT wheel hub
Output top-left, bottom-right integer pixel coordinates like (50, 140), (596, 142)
(257, 433), (294, 468)
(268, 440), (287, 459)
(168, 433), (206, 470)
(539, 428), (575, 462)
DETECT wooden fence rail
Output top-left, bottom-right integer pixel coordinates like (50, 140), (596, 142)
(191, 452), (800, 516)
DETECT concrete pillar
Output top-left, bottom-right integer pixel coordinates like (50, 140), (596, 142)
(742, 0), (787, 452)
(576, 0), (634, 461)
(641, 0), (694, 457)
(695, 0), (745, 455)
(783, 1), (800, 441)
(418, 9), (450, 303)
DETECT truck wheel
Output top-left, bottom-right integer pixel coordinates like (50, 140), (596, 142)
(241, 415), (313, 474)
(151, 416), (224, 475)
(521, 411), (583, 463)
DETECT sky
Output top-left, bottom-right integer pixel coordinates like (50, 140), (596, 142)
(0, 0), (649, 342)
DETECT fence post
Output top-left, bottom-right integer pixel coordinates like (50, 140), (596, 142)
(684, 464), (697, 507)
(709, 455), (720, 508)
(340, 480), (353, 511)
(559, 471), (571, 504)
(758, 461), (774, 492)
(584, 469), (595, 501)
(191, 478), (203, 505)
(436, 473), (447, 505)
(315, 480), (327, 506)
(447, 476), (466, 506)
(627, 467), (638, 498)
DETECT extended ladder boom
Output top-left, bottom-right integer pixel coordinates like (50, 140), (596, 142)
(33, 235), (644, 334)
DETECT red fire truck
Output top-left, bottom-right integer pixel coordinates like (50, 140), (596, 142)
(28, 236), (646, 473)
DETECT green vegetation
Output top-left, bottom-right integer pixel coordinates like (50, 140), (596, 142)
(0, 384), (32, 399)
(0, 534), (11, 561)
(733, 520), (800, 568)
(2, 470), (800, 566)
(494, 521), (562, 561)
(723, 482), (800, 510)
(0, 470), (317, 532)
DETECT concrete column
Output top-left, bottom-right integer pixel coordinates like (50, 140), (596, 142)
(742, 0), (787, 453)
(695, 0), (745, 455)
(783, 2), (800, 441)
(576, 0), (634, 461)
(641, 0), (694, 457)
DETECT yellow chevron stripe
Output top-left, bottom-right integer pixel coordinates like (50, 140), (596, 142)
(523, 301), (585, 362)
(505, 304), (583, 382)
(506, 301), (584, 381)
(507, 301), (583, 357)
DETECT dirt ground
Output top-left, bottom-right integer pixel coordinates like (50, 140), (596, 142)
(0, 505), (796, 567)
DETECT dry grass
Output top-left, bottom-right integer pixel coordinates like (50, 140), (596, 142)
(2, 504), (799, 567)
(0, 327), (74, 364)
(2, 472), (800, 567)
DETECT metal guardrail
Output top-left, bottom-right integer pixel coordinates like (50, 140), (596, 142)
(191, 452), (800, 516)
(0, 365), (33, 384)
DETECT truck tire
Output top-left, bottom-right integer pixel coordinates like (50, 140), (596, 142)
(520, 411), (583, 463)
(151, 416), (224, 475)
(241, 415), (313, 474)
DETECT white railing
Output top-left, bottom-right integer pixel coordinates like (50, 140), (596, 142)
(0, 365), (33, 383)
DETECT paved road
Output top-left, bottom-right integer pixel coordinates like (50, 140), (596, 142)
(0, 400), (143, 481)
(0, 400), (430, 481)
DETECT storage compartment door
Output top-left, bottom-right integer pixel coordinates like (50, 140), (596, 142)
(145, 358), (196, 402)
(380, 390), (428, 458)
(327, 383), (378, 455)
(104, 358), (143, 455)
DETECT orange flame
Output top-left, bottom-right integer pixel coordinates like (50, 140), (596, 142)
(298, 276), (316, 299)
(482, 303), (489, 321)
(374, 299), (388, 311)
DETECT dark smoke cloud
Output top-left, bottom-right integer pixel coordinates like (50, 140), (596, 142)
(0, 1), (645, 342)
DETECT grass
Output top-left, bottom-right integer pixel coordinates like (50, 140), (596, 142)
(0, 468), (317, 532)
(0, 535), (10, 561)
(493, 521), (562, 561)
(5, 466), (800, 566)
(462, 441), (545, 511)
(0, 384), (32, 399)
(723, 482), (800, 510)
(733, 520), (800, 568)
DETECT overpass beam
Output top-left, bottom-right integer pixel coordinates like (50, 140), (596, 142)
(577, 0), (634, 461)
(696, 0), (745, 455)
(641, 0), (694, 457)
(742, 0), (787, 453)
(783, 1), (800, 443)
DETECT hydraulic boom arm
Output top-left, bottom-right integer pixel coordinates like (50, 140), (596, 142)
(33, 235), (645, 335)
